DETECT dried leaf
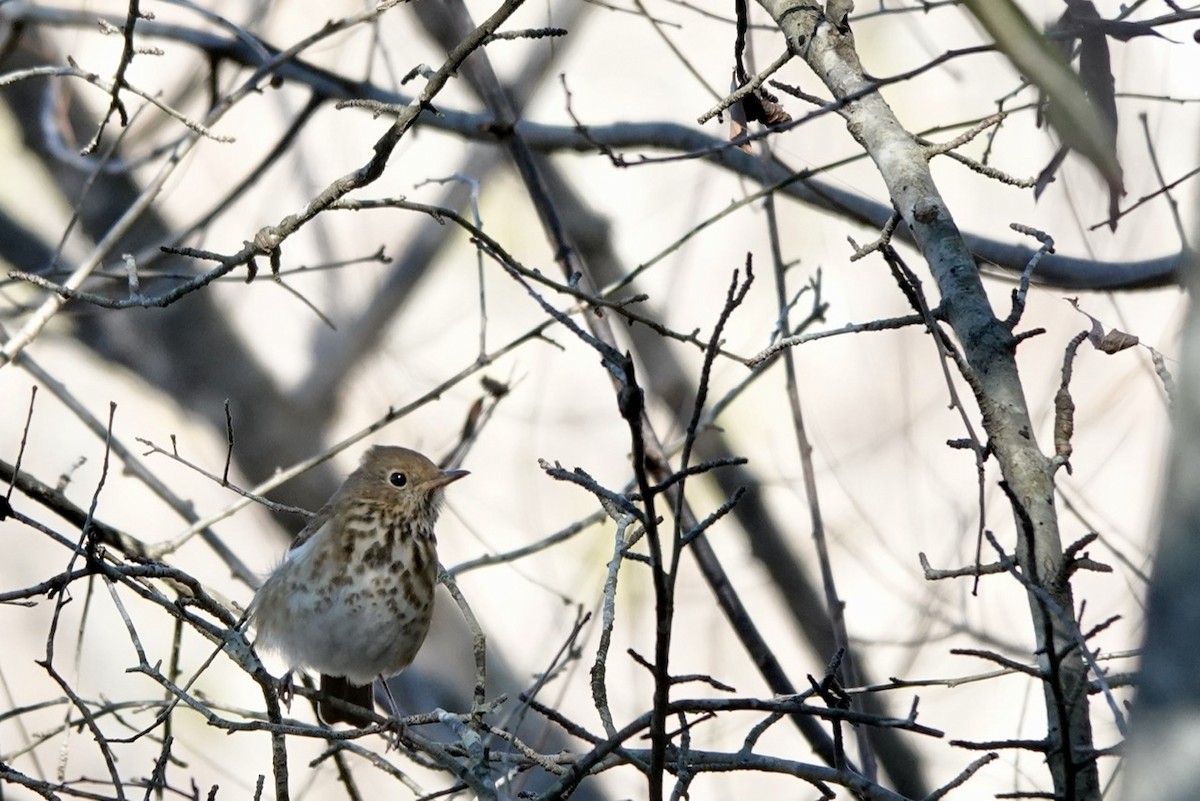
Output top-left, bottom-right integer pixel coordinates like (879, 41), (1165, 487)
(1067, 297), (1138, 353)
(1073, 4), (1117, 134)
(729, 73), (752, 153)
(1034, 144), (1069, 199)
(728, 0), (791, 152)
(1097, 329), (1138, 354)
(1036, 10), (1076, 130)
(1071, 2), (1122, 229)
(740, 87), (792, 126)
(481, 375), (510, 398)
(731, 1), (753, 153)
(963, 0), (1123, 199)
(461, 397), (484, 439)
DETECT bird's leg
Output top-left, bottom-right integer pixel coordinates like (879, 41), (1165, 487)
(377, 674), (399, 718)
(377, 676), (416, 751)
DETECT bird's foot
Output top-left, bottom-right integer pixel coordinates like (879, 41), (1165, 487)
(276, 670), (295, 712)
(383, 716), (416, 752)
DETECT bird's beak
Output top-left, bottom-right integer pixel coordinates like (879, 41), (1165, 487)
(424, 469), (469, 490)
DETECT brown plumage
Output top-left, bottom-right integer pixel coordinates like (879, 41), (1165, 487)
(252, 446), (467, 725)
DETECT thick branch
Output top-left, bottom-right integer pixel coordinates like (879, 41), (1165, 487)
(755, 2), (1100, 798)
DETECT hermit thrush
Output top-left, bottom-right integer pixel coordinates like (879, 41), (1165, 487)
(251, 446), (468, 726)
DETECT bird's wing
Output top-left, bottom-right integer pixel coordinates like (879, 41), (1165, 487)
(286, 500), (335, 556)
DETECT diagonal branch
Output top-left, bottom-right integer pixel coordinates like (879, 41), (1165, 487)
(752, 2), (1100, 798)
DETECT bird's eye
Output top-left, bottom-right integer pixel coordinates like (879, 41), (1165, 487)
(388, 471), (408, 488)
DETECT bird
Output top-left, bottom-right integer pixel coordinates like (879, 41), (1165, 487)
(251, 445), (468, 726)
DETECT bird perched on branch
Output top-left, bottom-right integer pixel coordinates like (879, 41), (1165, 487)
(252, 446), (468, 726)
